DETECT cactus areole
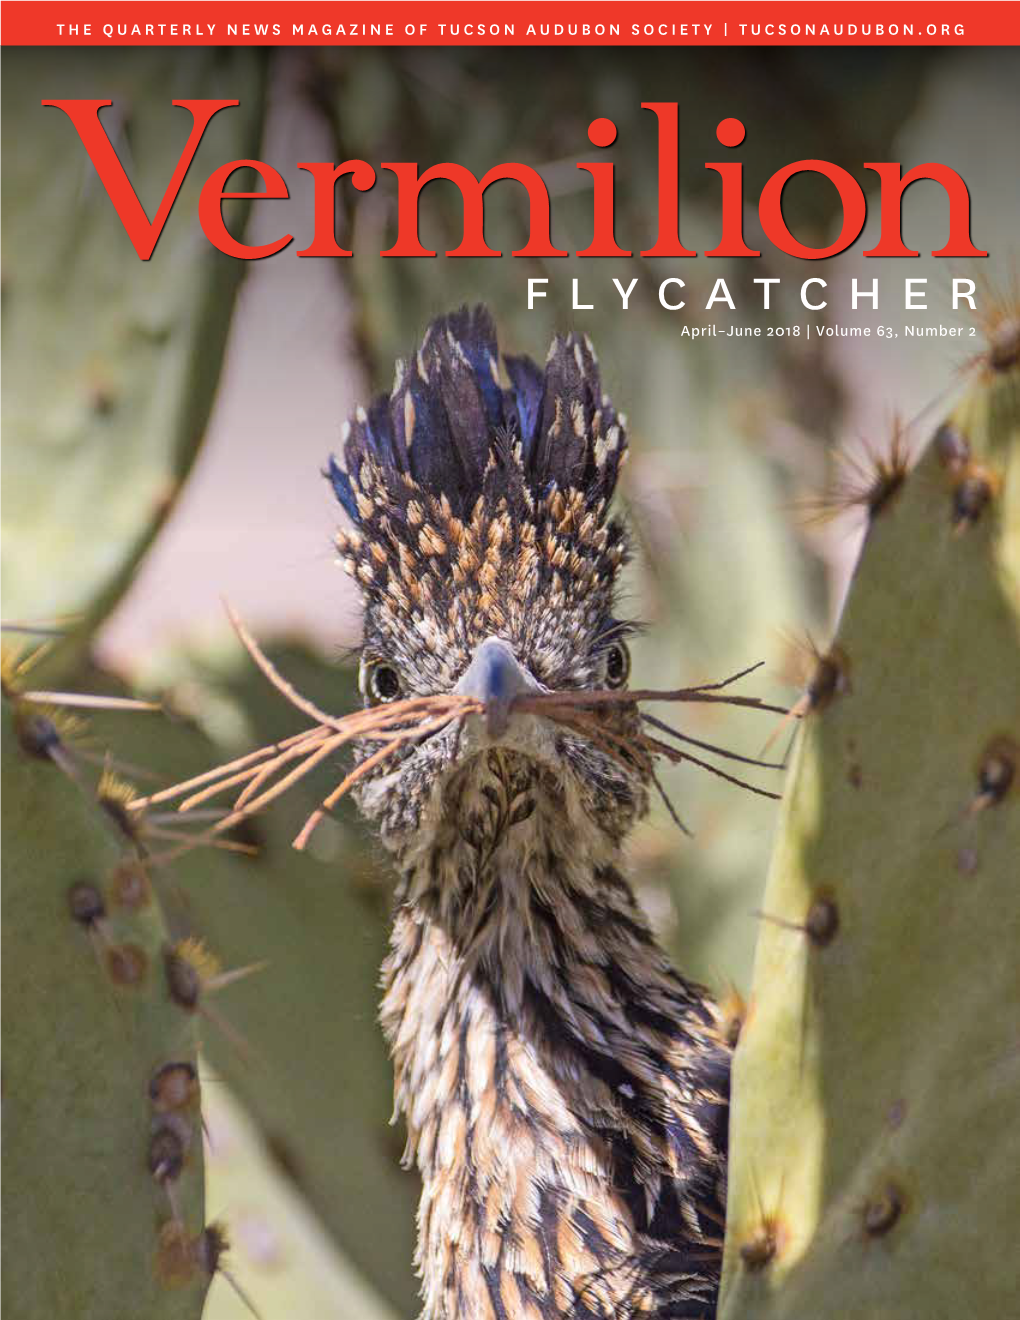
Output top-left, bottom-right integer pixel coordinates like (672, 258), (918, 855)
(42, 98), (988, 262)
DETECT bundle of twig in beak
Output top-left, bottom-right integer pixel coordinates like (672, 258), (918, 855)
(133, 610), (789, 852)
(514, 663), (790, 804)
(129, 608), (483, 851)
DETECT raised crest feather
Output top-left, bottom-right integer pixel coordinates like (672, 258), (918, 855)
(327, 305), (628, 525)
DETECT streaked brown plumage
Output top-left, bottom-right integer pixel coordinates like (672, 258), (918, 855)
(328, 307), (730, 1319)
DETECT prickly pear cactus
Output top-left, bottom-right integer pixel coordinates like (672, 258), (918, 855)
(85, 643), (422, 1315)
(1, 685), (208, 1320)
(0, 47), (265, 678)
(720, 338), (1020, 1317)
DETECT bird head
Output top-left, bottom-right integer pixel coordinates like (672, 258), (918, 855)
(329, 307), (649, 852)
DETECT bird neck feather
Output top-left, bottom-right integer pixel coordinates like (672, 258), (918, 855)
(379, 764), (728, 1319)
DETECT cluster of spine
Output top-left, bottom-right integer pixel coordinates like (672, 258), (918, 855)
(1, 674), (230, 1320)
(719, 320), (1019, 1317)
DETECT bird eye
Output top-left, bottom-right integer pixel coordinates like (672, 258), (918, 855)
(364, 661), (402, 704)
(603, 641), (631, 689)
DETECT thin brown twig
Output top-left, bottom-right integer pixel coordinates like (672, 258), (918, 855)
(537, 705), (654, 778)
(130, 729), (315, 811)
(518, 688), (791, 717)
(216, 728), (353, 828)
(293, 708), (470, 850)
(514, 696), (781, 798)
(222, 697), (477, 827)
(681, 661), (767, 691)
(650, 768), (693, 837)
(146, 827), (259, 857)
(642, 733), (781, 800)
(135, 606), (786, 855)
(129, 695), (479, 818)
(225, 602), (347, 731)
(641, 712), (787, 771)
(224, 600), (478, 735)
(179, 727), (331, 813)
(233, 730), (331, 810)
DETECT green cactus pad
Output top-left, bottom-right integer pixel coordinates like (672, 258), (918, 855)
(80, 644), (422, 1315)
(202, 1075), (401, 1320)
(1, 695), (207, 1320)
(720, 356), (1020, 1318)
(0, 48), (265, 675)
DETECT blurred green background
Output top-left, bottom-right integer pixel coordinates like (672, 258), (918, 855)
(3, 43), (1018, 1318)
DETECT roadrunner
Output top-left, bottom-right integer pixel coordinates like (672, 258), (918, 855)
(328, 308), (731, 1319)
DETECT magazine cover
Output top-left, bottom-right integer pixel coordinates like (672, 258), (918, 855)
(2, 4), (1017, 1318)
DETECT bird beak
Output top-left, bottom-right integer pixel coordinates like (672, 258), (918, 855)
(453, 638), (539, 741)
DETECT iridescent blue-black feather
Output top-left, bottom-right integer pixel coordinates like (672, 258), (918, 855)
(327, 305), (628, 525)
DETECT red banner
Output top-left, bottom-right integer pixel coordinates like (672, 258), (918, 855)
(2, 2), (1016, 47)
